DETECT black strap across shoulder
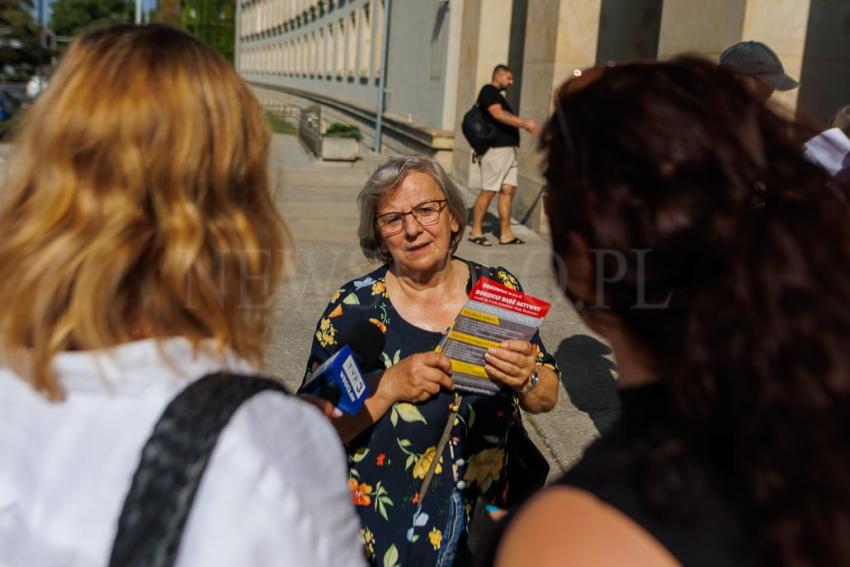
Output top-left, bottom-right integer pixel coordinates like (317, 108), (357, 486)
(108, 372), (289, 567)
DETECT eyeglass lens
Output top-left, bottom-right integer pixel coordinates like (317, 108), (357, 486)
(377, 200), (446, 234)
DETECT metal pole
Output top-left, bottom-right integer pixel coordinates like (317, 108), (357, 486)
(136, 0), (142, 24)
(234, 0), (241, 69)
(37, 0), (44, 85)
(373, 0), (391, 153)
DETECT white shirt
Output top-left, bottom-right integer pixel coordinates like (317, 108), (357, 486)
(0, 338), (365, 567)
(804, 127), (850, 176)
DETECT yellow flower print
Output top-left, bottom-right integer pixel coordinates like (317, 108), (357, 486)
(361, 528), (375, 559)
(495, 270), (520, 290)
(463, 448), (505, 487)
(428, 527), (442, 550)
(412, 446), (443, 480)
(315, 317), (337, 348)
(371, 280), (387, 296)
(329, 289), (342, 304)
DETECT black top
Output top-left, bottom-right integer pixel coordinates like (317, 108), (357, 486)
(477, 84), (519, 148)
(475, 383), (750, 567)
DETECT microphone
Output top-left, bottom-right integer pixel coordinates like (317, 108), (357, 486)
(299, 320), (385, 415)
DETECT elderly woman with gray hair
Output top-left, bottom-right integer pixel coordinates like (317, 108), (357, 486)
(304, 156), (559, 566)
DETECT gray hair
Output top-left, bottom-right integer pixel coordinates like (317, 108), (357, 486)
(357, 155), (467, 263)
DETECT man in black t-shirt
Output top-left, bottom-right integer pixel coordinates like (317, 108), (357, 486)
(468, 64), (540, 246)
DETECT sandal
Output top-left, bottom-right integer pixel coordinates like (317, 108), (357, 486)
(468, 235), (492, 247)
(499, 237), (526, 245)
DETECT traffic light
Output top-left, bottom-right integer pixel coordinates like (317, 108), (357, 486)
(40, 30), (55, 49)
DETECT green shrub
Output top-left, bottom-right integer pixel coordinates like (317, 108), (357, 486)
(266, 114), (297, 135)
(325, 122), (361, 141)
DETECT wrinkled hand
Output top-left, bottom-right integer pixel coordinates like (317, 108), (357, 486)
(379, 351), (454, 403)
(484, 340), (537, 393)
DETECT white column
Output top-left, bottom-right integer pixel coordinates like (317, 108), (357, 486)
(657, 0), (747, 59)
(347, 11), (357, 76)
(440, 0), (464, 131)
(741, 0), (811, 111)
(336, 18), (344, 77)
(372, 0), (383, 78)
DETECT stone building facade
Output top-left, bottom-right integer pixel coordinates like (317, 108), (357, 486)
(237, 0), (459, 168)
(236, 0), (850, 231)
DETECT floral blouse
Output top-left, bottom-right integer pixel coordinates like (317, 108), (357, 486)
(304, 259), (560, 566)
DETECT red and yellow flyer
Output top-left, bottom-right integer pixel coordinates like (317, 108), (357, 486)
(439, 277), (551, 395)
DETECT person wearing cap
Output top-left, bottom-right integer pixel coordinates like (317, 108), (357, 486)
(719, 40), (799, 103)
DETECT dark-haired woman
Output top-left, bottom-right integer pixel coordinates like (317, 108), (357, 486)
(485, 59), (850, 566)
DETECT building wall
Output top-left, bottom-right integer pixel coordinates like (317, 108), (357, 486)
(595, 0), (663, 63)
(741, 0), (810, 112)
(657, 0), (747, 59)
(238, 0), (386, 111)
(656, 0), (815, 113)
(238, 0), (850, 230)
(451, 0), (512, 189)
(381, 1), (451, 128)
(236, 0), (458, 150)
(512, 0), (602, 232)
(798, 0), (850, 126)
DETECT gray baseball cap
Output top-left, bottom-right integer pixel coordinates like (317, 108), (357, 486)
(719, 41), (799, 91)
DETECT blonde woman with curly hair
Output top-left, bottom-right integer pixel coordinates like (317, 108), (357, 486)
(0, 24), (364, 566)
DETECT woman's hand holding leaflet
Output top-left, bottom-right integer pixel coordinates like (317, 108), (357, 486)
(484, 340), (537, 392)
(378, 352), (455, 403)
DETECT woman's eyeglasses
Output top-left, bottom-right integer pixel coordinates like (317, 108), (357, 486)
(375, 199), (448, 236)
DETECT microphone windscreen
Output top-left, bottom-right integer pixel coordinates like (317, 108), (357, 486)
(339, 320), (385, 371)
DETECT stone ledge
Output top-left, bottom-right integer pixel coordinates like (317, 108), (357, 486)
(245, 80), (454, 153)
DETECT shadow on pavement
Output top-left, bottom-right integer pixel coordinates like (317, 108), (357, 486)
(466, 207), (503, 239)
(553, 334), (621, 434)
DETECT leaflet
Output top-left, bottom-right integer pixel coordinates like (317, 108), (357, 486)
(438, 277), (551, 396)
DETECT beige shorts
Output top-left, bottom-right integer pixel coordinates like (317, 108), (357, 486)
(480, 146), (518, 192)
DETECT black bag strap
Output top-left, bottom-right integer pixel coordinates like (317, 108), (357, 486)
(108, 372), (289, 567)
(466, 259), (485, 290)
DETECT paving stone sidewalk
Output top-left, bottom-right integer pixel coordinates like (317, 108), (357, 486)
(263, 134), (620, 477)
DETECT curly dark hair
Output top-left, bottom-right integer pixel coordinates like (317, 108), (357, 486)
(541, 58), (850, 565)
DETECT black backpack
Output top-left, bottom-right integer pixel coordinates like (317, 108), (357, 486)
(462, 104), (496, 156)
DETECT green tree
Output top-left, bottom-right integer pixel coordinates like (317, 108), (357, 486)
(0, 0), (42, 79)
(181, 0), (233, 61)
(149, 0), (182, 28)
(49, 0), (133, 37)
